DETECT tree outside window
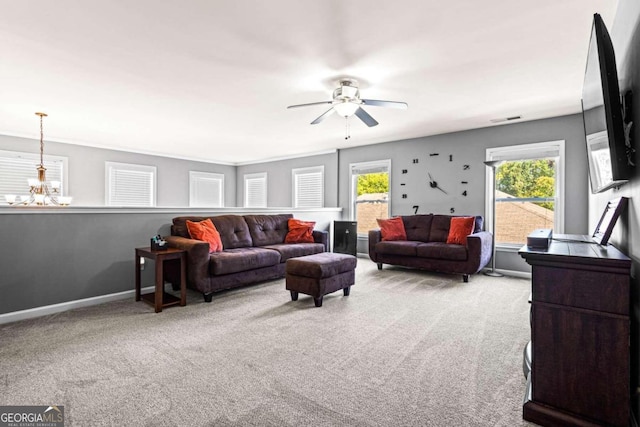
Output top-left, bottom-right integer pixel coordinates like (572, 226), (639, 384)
(495, 159), (556, 245)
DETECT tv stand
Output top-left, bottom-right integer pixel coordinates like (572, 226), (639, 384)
(519, 235), (631, 426)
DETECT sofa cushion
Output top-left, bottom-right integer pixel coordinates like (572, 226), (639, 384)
(402, 214), (433, 242)
(377, 217), (407, 241)
(186, 218), (223, 252)
(285, 219), (315, 244)
(209, 247), (281, 275)
(472, 216), (484, 233)
(245, 214), (292, 246)
(429, 215), (452, 242)
(416, 242), (468, 261)
(375, 240), (420, 257)
(210, 215), (253, 249)
(263, 243), (325, 262)
(446, 216), (475, 245)
(172, 216), (208, 238)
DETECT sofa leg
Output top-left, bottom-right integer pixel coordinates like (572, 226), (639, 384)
(290, 290), (299, 301)
(203, 293), (213, 303)
(343, 286), (351, 296)
(463, 274), (469, 283)
(314, 297), (323, 307)
(377, 263), (383, 270)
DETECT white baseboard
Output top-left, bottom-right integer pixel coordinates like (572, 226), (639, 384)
(0, 286), (155, 325)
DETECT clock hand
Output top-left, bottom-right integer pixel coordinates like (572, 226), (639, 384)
(436, 185), (448, 195)
(428, 173), (437, 188)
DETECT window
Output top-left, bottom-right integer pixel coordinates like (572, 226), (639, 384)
(292, 166), (324, 208)
(486, 141), (565, 247)
(189, 171), (224, 207)
(0, 150), (68, 205)
(350, 160), (391, 235)
(105, 162), (156, 207)
(244, 172), (267, 208)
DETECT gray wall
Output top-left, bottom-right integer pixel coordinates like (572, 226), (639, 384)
(338, 114), (590, 270)
(236, 151), (339, 207)
(597, 0), (640, 417)
(0, 134), (237, 207)
(0, 208), (341, 315)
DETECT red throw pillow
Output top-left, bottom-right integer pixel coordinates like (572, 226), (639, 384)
(446, 216), (475, 245)
(186, 218), (223, 253)
(285, 219), (315, 243)
(377, 217), (407, 241)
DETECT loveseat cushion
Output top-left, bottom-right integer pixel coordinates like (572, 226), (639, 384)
(209, 247), (281, 275)
(244, 214), (292, 246)
(374, 240), (421, 257)
(416, 242), (468, 261)
(262, 243), (325, 262)
(429, 215), (453, 242)
(402, 214), (433, 241)
(210, 215), (253, 249)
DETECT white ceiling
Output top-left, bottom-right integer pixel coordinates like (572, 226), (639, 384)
(0, 1), (618, 164)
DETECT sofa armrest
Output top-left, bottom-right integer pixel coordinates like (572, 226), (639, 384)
(368, 229), (382, 262)
(467, 231), (493, 271)
(313, 230), (329, 252)
(164, 235), (210, 290)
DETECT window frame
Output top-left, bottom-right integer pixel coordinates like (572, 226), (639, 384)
(292, 165), (324, 208)
(349, 159), (391, 236)
(189, 171), (224, 208)
(485, 140), (565, 249)
(244, 172), (267, 208)
(105, 161), (157, 207)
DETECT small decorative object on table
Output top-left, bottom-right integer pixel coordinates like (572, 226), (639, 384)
(150, 235), (168, 251)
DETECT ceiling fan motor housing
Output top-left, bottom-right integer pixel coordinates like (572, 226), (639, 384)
(333, 80), (360, 101)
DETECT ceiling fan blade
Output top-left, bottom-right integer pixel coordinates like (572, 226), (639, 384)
(361, 99), (408, 109)
(355, 107), (379, 127)
(310, 108), (335, 125)
(287, 101), (333, 109)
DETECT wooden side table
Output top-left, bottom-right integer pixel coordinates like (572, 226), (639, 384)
(135, 247), (186, 313)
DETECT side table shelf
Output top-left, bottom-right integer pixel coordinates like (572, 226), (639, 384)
(135, 247), (186, 313)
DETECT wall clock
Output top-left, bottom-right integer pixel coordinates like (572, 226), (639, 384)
(399, 153), (471, 215)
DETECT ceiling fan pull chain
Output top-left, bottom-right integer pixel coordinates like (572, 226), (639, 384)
(345, 117), (351, 140)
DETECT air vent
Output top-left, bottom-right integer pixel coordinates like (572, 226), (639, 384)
(490, 115), (522, 123)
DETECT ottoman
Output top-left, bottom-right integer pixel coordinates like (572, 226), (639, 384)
(286, 252), (357, 307)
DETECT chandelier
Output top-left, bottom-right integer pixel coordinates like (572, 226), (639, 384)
(5, 112), (72, 206)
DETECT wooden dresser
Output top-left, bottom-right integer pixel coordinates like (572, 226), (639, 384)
(519, 235), (631, 426)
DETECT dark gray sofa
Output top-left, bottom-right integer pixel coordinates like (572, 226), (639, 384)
(368, 214), (492, 282)
(164, 214), (327, 302)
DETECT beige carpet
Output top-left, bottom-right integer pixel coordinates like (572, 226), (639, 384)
(0, 259), (535, 426)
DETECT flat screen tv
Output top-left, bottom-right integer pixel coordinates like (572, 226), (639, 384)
(581, 13), (632, 193)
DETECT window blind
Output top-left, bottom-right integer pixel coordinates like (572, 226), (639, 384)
(293, 166), (323, 208)
(190, 171), (224, 207)
(0, 150), (66, 204)
(244, 173), (267, 208)
(106, 162), (156, 207)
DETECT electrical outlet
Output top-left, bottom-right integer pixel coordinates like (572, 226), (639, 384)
(140, 258), (145, 271)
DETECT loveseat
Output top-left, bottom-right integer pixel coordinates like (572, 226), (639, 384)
(164, 214), (327, 302)
(368, 214), (492, 282)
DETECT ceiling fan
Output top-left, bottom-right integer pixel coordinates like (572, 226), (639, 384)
(287, 79), (408, 127)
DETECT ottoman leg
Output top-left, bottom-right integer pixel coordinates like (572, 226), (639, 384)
(290, 290), (299, 301)
(343, 286), (351, 296)
(314, 297), (323, 307)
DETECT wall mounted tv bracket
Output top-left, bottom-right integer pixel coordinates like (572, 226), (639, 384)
(622, 90), (635, 167)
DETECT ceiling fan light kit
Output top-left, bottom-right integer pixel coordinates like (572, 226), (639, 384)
(287, 79), (407, 134)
